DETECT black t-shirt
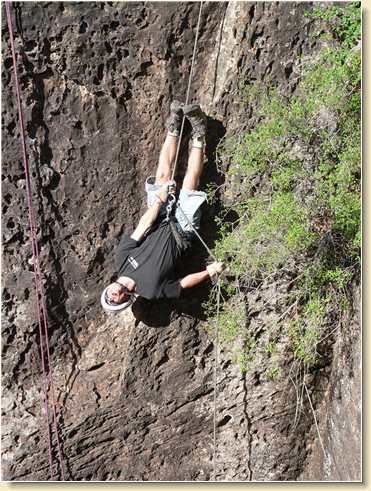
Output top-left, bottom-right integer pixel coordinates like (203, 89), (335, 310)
(116, 220), (182, 300)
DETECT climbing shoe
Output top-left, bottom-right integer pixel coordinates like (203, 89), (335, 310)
(183, 104), (207, 143)
(166, 100), (184, 136)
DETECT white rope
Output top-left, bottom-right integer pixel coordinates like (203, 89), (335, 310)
(304, 382), (326, 457)
(172, 203), (221, 481)
(174, 204), (221, 481)
(213, 279), (221, 481)
(166, 2), (222, 480)
(171, 0), (204, 181)
(175, 202), (217, 261)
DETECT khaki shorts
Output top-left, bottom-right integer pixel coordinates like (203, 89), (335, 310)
(145, 176), (207, 233)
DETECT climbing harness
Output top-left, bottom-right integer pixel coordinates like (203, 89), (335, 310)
(165, 192), (177, 222)
(5, 1), (65, 480)
(163, 188), (191, 254)
(168, 218), (192, 254)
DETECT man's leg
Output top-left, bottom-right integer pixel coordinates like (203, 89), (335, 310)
(182, 104), (206, 191)
(174, 105), (207, 233)
(175, 144), (207, 233)
(182, 146), (204, 191)
(155, 134), (177, 185)
(155, 100), (183, 185)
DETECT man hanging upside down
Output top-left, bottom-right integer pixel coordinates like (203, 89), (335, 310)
(101, 101), (224, 312)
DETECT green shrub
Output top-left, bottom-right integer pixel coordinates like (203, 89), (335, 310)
(311, 2), (361, 48)
(206, 293), (258, 372)
(205, 2), (360, 371)
(266, 365), (281, 381)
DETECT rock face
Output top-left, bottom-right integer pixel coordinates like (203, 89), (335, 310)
(1, 1), (361, 481)
(298, 283), (362, 482)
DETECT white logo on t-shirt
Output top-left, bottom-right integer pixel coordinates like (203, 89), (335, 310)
(128, 256), (138, 269)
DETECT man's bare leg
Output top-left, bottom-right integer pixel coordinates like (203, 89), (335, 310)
(155, 134), (178, 185)
(182, 103), (206, 191)
(155, 101), (183, 185)
(182, 146), (204, 191)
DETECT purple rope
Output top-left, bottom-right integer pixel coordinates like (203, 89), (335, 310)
(5, 1), (65, 480)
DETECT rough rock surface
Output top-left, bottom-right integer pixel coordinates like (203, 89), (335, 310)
(298, 283), (362, 481)
(1, 1), (361, 481)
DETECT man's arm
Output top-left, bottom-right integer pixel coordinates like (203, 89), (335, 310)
(131, 200), (163, 242)
(131, 182), (172, 242)
(179, 262), (225, 290)
(180, 270), (210, 289)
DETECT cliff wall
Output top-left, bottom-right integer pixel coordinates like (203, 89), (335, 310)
(1, 1), (361, 481)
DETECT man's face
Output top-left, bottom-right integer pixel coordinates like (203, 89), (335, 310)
(106, 282), (128, 305)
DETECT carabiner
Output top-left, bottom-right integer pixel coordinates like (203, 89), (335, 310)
(165, 193), (176, 221)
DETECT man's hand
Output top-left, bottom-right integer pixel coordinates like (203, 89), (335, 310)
(206, 261), (225, 278)
(155, 180), (176, 203)
(166, 179), (176, 195)
(155, 186), (168, 204)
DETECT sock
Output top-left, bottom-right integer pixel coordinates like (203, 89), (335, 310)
(192, 136), (205, 149)
(167, 130), (179, 138)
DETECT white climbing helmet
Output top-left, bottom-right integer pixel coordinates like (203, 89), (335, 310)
(100, 286), (135, 313)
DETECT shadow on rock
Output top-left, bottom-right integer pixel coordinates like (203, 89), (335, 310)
(131, 297), (173, 327)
